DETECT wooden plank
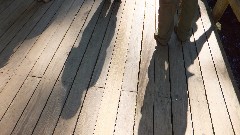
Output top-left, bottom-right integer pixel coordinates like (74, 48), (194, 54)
(199, 0), (240, 134)
(169, 32), (193, 135)
(153, 0), (172, 134)
(0, 0), (82, 134)
(93, 0), (137, 134)
(52, 0), (118, 134)
(0, 0), (67, 119)
(0, 0), (34, 36)
(133, 0), (156, 134)
(121, 0), (145, 93)
(0, 2), (42, 52)
(9, 0), (94, 134)
(73, 87), (104, 135)
(182, 23), (213, 134)
(114, 91), (137, 135)
(153, 44), (172, 135)
(30, 0), (104, 134)
(193, 1), (235, 134)
(74, 1), (123, 134)
(0, 77), (41, 135)
(212, 0), (229, 22)
(0, 0), (64, 91)
(113, 0), (146, 133)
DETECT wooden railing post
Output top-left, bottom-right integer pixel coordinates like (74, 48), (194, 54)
(212, 0), (229, 23)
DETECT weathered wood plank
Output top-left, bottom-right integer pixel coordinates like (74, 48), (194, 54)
(0, 0), (65, 91)
(121, 0), (145, 93)
(169, 32), (194, 135)
(200, 0), (240, 134)
(74, 1), (123, 134)
(134, 0), (156, 134)
(0, 0), (34, 37)
(93, 0), (137, 134)
(153, 0), (172, 134)
(0, 77), (41, 135)
(114, 91), (137, 135)
(182, 24), (213, 134)
(193, 1), (235, 134)
(0, 0), (67, 119)
(73, 87), (104, 135)
(52, 0), (118, 134)
(0, 0), (82, 134)
(9, 0), (94, 134)
(0, 2), (41, 53)
(31, 0), (104, 134)
(113, 0), (145, 134)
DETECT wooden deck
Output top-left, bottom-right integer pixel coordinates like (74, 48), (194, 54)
(0, 0), (240, 134)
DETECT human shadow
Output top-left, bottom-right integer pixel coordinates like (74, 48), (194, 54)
(0, 0), (80, 69)
(60, 0), (120, 119)
(137, 9), (215, 134)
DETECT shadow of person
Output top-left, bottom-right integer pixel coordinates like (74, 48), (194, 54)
(0, 0), (81, 69)
(137, 21), (212, 134)
(60, 0), (121, 119)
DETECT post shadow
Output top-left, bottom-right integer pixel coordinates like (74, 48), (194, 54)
(60, 0), (121, 119)
(137, 11), (213, 134)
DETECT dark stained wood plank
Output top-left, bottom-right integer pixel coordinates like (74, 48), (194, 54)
(52, 0), (118, 134)
(193, 0), (235, 134)
(182, 21), (213, 134)
(0, 0), (67, 119)
(199, 0), (240, 134)
(93, 0), (137, 134)
(134, 0), (156, 134)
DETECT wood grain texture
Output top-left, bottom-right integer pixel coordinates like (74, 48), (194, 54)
(0, 0), (65, 92)
(182, 20), (213, 134)
(134, 0), (156, 134)
(200, 0), (240, 134)
(0, 0), (67, 121)
(52, 0), (118, 134)
(93, 0), (137, 134)
(193, 1), (235, 134)
(0, 0), (34, 37)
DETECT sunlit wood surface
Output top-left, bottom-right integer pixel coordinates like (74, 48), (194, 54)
(0, 0), (240, 134)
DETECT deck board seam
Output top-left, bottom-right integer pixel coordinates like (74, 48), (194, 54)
(198, 5), (236, 134)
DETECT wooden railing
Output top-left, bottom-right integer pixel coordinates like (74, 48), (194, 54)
(212, 0), (240, 22)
